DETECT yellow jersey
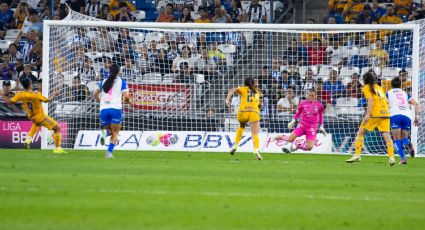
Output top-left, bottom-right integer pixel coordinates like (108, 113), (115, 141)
(235, 86), (261, 114)
(394, 0), (412, 16)
(328, 0), (348, 12)
(378, 15), (403, 24)
(108, 0), (136, 17)
(362, 84), (390, 118)
(370, 48), (389, 68)
(343, 1), (364, 22)
(11, 91), (47, 119)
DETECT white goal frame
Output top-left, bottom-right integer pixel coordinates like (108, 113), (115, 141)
(41, 21), (420, 153)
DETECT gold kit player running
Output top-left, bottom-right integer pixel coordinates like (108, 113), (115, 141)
(2, 78), (66, 153)
(226, 77), (263, 160)
(346, 72), (395, 165)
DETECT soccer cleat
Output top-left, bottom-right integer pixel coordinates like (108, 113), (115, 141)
(230, 148), (237, 156)
(105, 152), (114, 159)
(346, 155), (361, 163)
(389, 157), (395, 166)
(399, 159), (407, 165)
(407, 143), (415, 158)
(254, 151), (263, 160)
(100, 130), (106, 145)
(24, 141), (31, 149)
(53, 148), (67, 154)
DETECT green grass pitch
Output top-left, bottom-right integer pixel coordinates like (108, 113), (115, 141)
(0, 149), (424, 230)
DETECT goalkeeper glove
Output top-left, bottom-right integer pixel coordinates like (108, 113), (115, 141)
(288, 119), (296, 129)
(319, 125), (327, 136)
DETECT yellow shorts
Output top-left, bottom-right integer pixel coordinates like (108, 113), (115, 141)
(360, 117), (390, 132)
(237, 111), (260, 124)
(31, 115), (58, 130)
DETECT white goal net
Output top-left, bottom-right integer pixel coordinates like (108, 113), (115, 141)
(42, 13), (422, 155)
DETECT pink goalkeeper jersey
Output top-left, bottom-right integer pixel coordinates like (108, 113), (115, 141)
(294, 100), (324, 129)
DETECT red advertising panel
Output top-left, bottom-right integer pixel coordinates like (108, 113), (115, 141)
(128, 84), (191, 111)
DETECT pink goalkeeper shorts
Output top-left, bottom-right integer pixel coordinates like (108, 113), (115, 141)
(293, 126), (317, 141)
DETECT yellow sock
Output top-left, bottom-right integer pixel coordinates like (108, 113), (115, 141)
(27, 124), (39, 143)
(355, 136), (364, 156)
(53, 133), (62, 148)
(386, 141), (394, 157)
(234, 127), (245, 149)
(252, 134), (259, 151)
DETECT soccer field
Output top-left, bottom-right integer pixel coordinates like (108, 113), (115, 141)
(0, 150), (424, 230)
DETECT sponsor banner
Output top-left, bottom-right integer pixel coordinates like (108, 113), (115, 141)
(263, 133), (332, 153)
(74, 131), (143, 150)
(199, 132), (268, 152)
(128, 83), (191, 111)
(140, 131), (205, 151)
(0, 120), (68, 149)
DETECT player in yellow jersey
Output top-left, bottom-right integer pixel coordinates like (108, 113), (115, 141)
(226, 77), (263, 160)
(2, 78), (66, 153)
(346, 72), (395, 165)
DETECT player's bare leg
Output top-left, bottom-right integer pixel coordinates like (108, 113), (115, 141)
(346, 128), (365, 163)
(25, 124), (39, 149)
(250, 120), (262, 160)
(392, 128), (406, 164)
(230, 123), (245, 156)
(105, 124), (121, 158)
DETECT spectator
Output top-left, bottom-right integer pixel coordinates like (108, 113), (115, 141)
(99, 58), (111, 80)
(370, 38), (388, 68)
(194, 48), (217, 82)
(14, 2), (28, 29)
(29, 40), (42, 72)
(323, 69), (345, 102)
(327, 0), (347, 16)
(276, 87), (298, 115)
(79, 59), (96, 84)
(0, 80), (20, 112)
(67, 0), (86, 14)
(114, 2), (134, 21)
(167, 40), (179, 60)
(153, 48), (172, 75)
(207, 0), (222, 17)
(399, 68), (412, 92)
(174, 62), (193, 84)
(92, 28), (114, 52)
(18, 64), (38, 90)
(53, 74), (71, 102)
(116, 28), (134, 50)
(7, 44), (23, 65)
(212, 6), (232, 23)
(28, 9), (43, 35)
(357, 4), (376, 24)
(326, 37), (344, 66)
(349, 17), (357, 24)
(345, 73), (362, 98)
(342, 0), (364, 23)
(228, 0), (242, 23)
(208, 41), (226, 65)
(283, 39), (306, 66)
(100, 4), (113, 20)
(108, 0), (135, 18)
(378, 4), (403, 24)
(120, 58), (139, 81)
(0, 55), (15, 81)
(365, 20), (380, 45)
(15, 58), (24, 76)
(277, 70), (292, 91)
(0, 1), (14, 28)
(179, 6), (194, 23)
(326, 12), (345, 24)
(195, 7), (211, 23)
(394, 0), (412, 17)
(300, 68), (316, 92)
(327, 16), (336, 24)
(301, 19), (321, 46)
(257, 65), (274, 94)
(371, 0), (386, 20)
(138, 46), (150, 74)
(70, 76), (89, 101)
(147, 40), (159, 62)
(172, 46), (194, 72)
(307, 38), (327, 66)
(156, 3), (176, 22)
(243, 0), (267, 23)
(271, 58), (281, 81)
(316, 79), (331, 109)
(85, 0), (101, 18)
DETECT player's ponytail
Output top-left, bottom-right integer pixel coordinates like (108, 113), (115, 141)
(363, 72), (377, 95)
(102, 64), (120, 93)
(244, 77), (258, 94)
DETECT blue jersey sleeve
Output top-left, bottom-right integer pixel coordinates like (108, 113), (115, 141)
(121, 79), (128, 92)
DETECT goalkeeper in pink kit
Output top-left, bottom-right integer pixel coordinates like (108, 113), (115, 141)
(278, 89), (327, 153)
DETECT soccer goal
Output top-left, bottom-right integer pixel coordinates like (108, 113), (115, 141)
(41, 17), (422, 155)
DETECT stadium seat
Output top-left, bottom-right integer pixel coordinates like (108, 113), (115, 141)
(241, 1), (251, 11)
(0, 80), (16, 89)
(0, 40), (11, 52)
(218, 44), (236, 66)
(157, 44), (169, 50)
(85, 52), (104, 62)
(142, 72), (162, 83)
(162, 73), (176, 83)
(108, 31), (119, 41)
(144, 32), (163, 43)
(348, 55), (369, 68)
(54, 102), (86, 116)
(359, 46), (370, 56)
(86, 30), (100, 40)
(339, 67), (360, 77)
(336, 97), (359, 107)
(178, 44), (194, 51)
(132, 10), (146, 21)
(191, 11), (200, 20)
(317, 65), (332, 79)
(156, 0), (167, 12)
(61, 71), (79, 86)
(129, 31), (145, 44)
(5, 29), (20, 40)
(341, 46), (360, 58)
(298, 66), (318, 76)
(224, 117), (240, 132)
(194, 74), (205, 84)
(381, 67), (401, 79)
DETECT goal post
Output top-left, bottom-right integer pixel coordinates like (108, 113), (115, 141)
(41, 19), (421, 155)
